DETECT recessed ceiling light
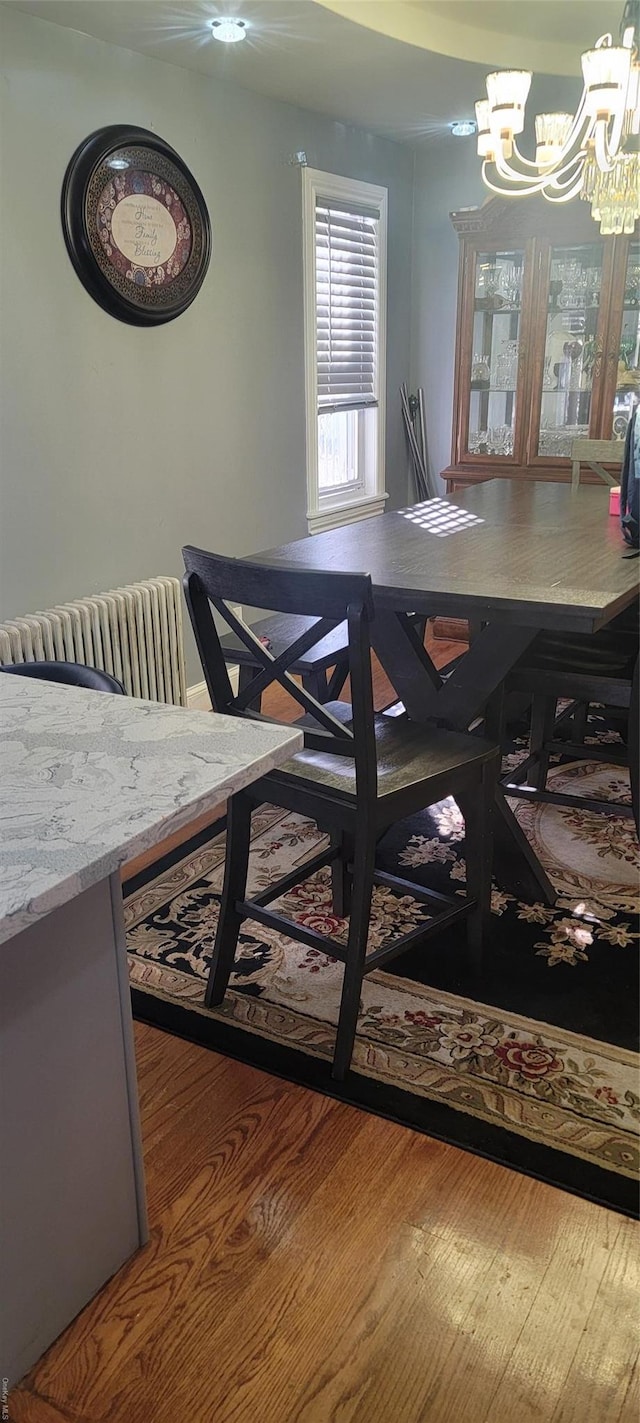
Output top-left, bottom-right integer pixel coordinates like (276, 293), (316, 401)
(209, 17), (249, 43)
(450, 119), (477, 138)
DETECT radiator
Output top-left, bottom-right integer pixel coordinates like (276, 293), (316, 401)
(0, 577), (187, 706)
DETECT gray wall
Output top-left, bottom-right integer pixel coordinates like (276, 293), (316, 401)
(410, 137), (484, 489)
(410, 75), (582, 487)
(0, 5), (413, 679)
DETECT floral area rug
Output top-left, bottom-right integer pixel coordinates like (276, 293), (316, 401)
(125, 717), (640, 1216)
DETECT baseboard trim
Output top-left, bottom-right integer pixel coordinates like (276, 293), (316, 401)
(186, 681), (211, 712)
(187, 665), (239, 712)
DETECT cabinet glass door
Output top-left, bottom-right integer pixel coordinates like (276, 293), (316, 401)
(537, 243), (605, 458)
(467, 248), (524, 458)
(612, 238), (640, 441)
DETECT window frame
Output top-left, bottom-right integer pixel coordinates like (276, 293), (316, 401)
(302, 167), (388, 534)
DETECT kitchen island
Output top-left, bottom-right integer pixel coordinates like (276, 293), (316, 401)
(0, 675), (301, 1387)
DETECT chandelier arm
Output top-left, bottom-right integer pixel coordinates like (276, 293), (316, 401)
(594, 105), (627, 172)
(491, 104), (592, 188)
(595, 120), (614, 171)
(490, 139), (589, 191)
(511, 136), (590, 178)
(542, 183), (587, 204)
(507, 141), (551, 171)
(542, 167), (589, 201)
(480, 161), (544, 197)
(542, 150), (590, 189)
(507, 93), (592, 172)
(493, 143), (550, 186)
(549, 91), (592, 149)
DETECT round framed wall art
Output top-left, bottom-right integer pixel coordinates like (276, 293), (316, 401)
(61, 125), (212, 325)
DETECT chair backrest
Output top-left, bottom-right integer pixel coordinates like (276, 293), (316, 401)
(570, 438), (623, 491)
(0, 659), (125, 694)
(182, 546), (377, 797)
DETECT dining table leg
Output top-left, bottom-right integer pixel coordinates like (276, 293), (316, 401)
(371, 614), (539, 730)
(371, 612), (557, 906)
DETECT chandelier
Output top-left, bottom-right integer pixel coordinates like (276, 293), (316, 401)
(475, 0), (640, 235)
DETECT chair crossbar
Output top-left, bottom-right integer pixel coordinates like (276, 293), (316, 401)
(587, 462), (618, 488)
(248, 667), (353, 739)
(237, 893), (473, 975)
(250, 844), (339, 908)
(237, 709), (358, 757)
(364, 901), (471, 969)
(502, 784), (634, 816)
(372, 868), (460, 908)
(235, 901), (349, 961)
(501, 741), (627, 788)
(224, 607), (341, 706)
(215, 599), (355, 741)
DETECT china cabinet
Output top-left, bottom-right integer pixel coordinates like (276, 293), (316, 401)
(444, 195), (640, 488)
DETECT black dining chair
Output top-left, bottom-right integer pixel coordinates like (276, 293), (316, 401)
(499, 608), (638, 820)
(0, 660), (125, 694)
(183, 545), (500, 1080)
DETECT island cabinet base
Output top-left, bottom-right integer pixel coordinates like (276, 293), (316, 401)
(0, 874), (147, 1388)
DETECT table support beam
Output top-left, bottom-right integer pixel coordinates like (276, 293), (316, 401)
(372, 615), (538, 730)
(371, 614), (555, 903)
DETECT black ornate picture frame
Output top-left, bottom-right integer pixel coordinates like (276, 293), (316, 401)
(61, 125), (212, 326)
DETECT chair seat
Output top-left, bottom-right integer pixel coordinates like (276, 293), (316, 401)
(266, 700), (498, 805)
(513, 627), (638, 682)
(0, 660), (125, 694)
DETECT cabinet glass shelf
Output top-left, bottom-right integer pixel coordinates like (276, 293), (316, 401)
(548, 304), (600, 314)
(471, 383), (517, 393)
(474, 303), (521, 315)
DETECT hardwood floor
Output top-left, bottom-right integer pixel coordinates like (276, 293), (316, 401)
(10, 1024), (639, 1423)
(10, 627), (639, 1421)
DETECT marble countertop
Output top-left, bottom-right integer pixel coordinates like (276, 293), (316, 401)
(0, 677), (302, 944)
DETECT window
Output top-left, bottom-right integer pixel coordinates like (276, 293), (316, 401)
(302, 169), (388, 532)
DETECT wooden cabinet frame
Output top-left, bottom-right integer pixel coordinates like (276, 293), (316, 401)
(444, 194), (637, 487)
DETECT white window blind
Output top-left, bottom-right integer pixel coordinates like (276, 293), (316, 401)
(315, 201), (380, 415)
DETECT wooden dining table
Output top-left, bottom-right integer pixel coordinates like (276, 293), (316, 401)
(251, 481), (640, 905)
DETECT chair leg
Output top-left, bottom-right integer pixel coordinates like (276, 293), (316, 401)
(459, 762), (496, 970)
(237, 664), (262, 713)
(629, 660), (639, 840)
(331, 830), (353, 916)
(332, 826), (377, 1082)
(571, 702), (588, 744)
(205, 791), (252, 1008)
(484, 684), (506, 745)
(527, 695), (555, 790)
(302, 669), (329, 704)
(326, 659), (349, 701)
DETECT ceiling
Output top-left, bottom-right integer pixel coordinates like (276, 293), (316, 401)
(318, 2), (624, 73)
(8, 0), (620, 142)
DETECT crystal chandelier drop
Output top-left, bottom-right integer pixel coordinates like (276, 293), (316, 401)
(475, 0), (640, 235)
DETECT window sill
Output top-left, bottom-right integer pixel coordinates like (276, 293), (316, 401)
(307, 492), (388, 535)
